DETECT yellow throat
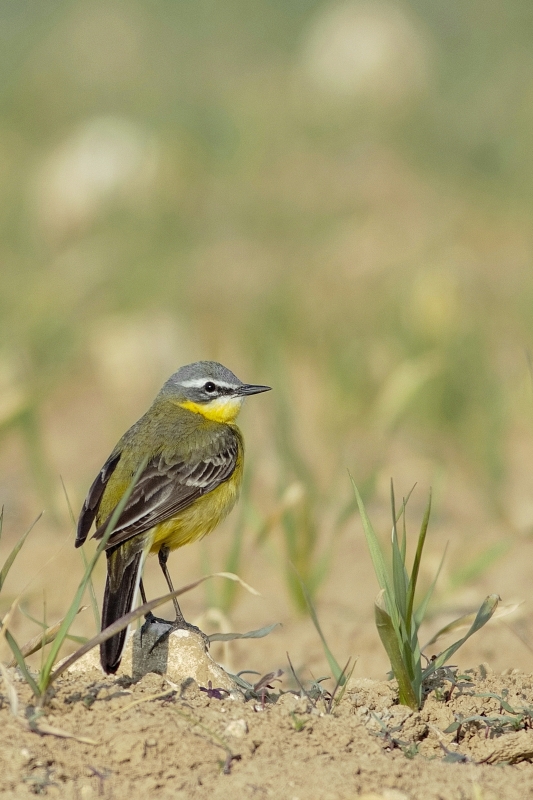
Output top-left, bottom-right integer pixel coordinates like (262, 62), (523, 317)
(178, 395), (244, 423)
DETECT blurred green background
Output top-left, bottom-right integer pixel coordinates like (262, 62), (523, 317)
(2, 0), (533, 676)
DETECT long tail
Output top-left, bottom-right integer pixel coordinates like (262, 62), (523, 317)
(100, 548), (144, 674)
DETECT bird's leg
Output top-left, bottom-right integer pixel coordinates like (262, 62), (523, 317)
(140, 579), (149, 608)
(148, 544), (209, 651)
(140, 578), (159, 637)
(139, 577), (169, 637)
(158, 544), (186, 625)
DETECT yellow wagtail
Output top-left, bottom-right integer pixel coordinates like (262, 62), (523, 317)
(75, 361), (271, 673)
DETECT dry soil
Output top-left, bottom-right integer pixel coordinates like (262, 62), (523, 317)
(3, 661), (533, 799)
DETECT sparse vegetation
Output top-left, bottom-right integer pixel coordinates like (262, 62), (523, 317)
(354, 479), (499, 710)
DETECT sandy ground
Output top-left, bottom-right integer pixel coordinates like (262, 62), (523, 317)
(3, 661), (533, 799)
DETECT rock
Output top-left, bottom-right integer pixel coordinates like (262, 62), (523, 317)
(131, 621), (172, 681)
(224, 719), (248, 738)
(133, 626), (242, 696)
(63, 623), (243, 697)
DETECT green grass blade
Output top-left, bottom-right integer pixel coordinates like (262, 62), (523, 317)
(405, 489), (432, 632)
(391, 502), (408, 625)
(332, 659), (357, 711)
(7, 607), (87, 666)
(396, 485), (416, 564)
(423, 612), (475, 650)
(375, 591), (419, 709)
(208, 622), (280, 643)
(400, 496), (407, 562)
(1, 598), (39, 696)
(422, 594), (499, 679)
(423, 599), (508, 651)
(38, 458), (148, 692)
(60, 477), (100, 631)
(4, 629), (40, 696)
(78, 545), (101, 630)
(414, 542), (448, 633)
(390, 481), (408, 618)
(19, 607), (48, 628)
(327, 658), (353, 712)
(403, 631), (422, 692)
(0, 512), (42, 592)
(296, 569), (344, 683)
(306, 547), (334, 600)
(141, 570), (260, 604)
(40, 593), (47, 673)
(350, 475), (393, 602)
(391, 483), (417, 641)
(390, 479), (398, 545)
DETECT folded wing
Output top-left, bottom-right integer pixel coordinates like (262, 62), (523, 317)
(81, 436), (239, 550)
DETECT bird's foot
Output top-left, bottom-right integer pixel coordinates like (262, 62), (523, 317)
(140, 611), (172, 642)
(145, 616), (210, 653)
(141, 611), (170, 628)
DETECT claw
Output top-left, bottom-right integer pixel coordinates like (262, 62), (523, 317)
(145, 618), (209, 654)
(140, 611), (171, 645)
(148, 623), (174, 653)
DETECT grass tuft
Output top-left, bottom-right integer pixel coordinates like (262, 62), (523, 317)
(352, 475), (499, 710)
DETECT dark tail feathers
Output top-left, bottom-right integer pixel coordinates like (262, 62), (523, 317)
(100, 551), (143, 674)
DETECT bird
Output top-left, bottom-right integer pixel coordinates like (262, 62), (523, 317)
(75, 361), (271, 673)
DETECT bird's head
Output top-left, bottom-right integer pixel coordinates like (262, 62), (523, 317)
(161, 361), (271, 423)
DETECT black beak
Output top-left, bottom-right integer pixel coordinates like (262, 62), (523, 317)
(236, 383), (272, 396)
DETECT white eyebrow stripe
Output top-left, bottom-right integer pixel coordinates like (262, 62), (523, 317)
(179, 378), (237, 389)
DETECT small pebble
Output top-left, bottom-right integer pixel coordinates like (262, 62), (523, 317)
(224, 719), (248, 738)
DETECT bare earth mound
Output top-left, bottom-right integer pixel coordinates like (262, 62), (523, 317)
(3, 662), (533, 799)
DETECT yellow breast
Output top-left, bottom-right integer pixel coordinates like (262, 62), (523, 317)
(148, 455), (243, 553)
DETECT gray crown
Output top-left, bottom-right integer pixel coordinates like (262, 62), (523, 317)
(160, 361), (270, 404)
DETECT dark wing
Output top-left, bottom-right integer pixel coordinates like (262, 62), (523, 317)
(75, 452), (121, 547)
(92, 436), (239, 550)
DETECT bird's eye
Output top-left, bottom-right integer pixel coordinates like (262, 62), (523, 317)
(204, 382), (216, 393)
